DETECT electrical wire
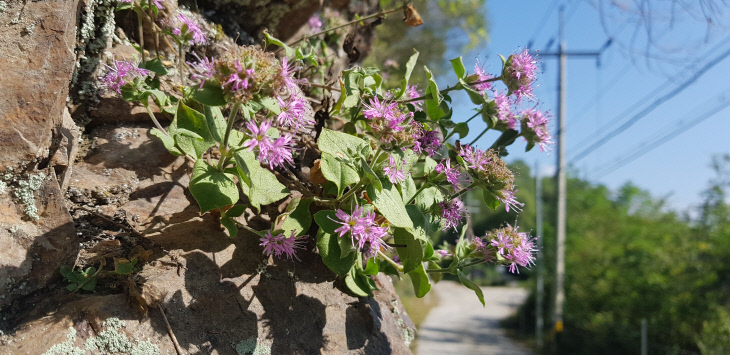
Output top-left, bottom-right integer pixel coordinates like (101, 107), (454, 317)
(588, 89), (730, 179)
(569, 41), (730, 163)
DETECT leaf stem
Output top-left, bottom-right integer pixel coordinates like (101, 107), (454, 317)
(468, 127), (489, 146)
(144, 101), (168, 135)
(406, 183), (429, 205)
(378, 250), (404, 273)
(450, 182), (478, 200)
(178, 42), (185, 85)
(399, 77), (502, 104)
(288, 5), (406, 47)
(337, 181), (364, 204)
(426, 259), (484, 273)
(136, 7), (146, 65)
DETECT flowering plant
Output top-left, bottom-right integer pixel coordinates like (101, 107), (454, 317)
(100, 3), (549, 303)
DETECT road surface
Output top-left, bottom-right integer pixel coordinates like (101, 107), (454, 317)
(416, 281), (534, 355)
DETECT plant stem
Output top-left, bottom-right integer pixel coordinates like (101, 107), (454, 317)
(288, 5), (406, 47)
(426, 259), (484, 273)
(450, 182), (478, 200)
(150, 9), (160, 59)
(144, 101), (168, 135)
(406, 183), (429, 205)
(222, 103), (241, 148)
(178, 42), (185, 85)
(444, 110), (482, 141)
(338, 181), (364, 204)
(135, 8), (146, 65)
(309, 82), (341, 92)
(399, 76), (502, 104)
(378, 250), (404, 273)
(237, 223), (261, 236)
(469, 127), (489, 146)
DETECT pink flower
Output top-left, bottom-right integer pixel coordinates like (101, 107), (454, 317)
(413, 125), (442, 157)
(477, 224), (537, 274)
(260, 230), (306, 260)
(187, 54), (215, 89)
(99, 59), (150, 94)
(243, 120), (272, 156)
(406, 84), (424, 111)
(308, 15), (323, 32)
(435, 159), (461, 185)
(276, 93), (311, 130)
(473, 58), (492, 93)
(224, 60), (254, 92)
(264, 133), (295, 169)
(363, 97), (398, 121)
(383, 155), (407, 184)
(175, 13), (207, 45)
(331, 206), (390, 257)
(494, 91), (512, 124)
(439, 198), (466, 231)
(458, 145), (492, 171)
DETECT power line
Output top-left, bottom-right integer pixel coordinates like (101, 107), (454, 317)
(570, 42), (730, 163)
(589, 90), (730, 179)
(569, 33), (730, 152)
(527, 0), (560, 49)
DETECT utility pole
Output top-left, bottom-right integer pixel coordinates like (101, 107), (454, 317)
(536, 7), (607, 342)
(535, 163), (544, 348)
(641, 318), (648, 355)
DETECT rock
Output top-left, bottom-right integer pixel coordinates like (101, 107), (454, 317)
(0, 168), (78, 311)
(199, 0), (321, 42)
(0, 0), (79, 169)
(51, 108), (82, 192)
(0, 250), (414, 354)
(0, 122), (414, 353)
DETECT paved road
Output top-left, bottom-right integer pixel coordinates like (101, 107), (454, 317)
(416, 281), (534, 355)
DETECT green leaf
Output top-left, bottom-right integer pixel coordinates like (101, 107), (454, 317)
(313, 210), (342, 235)
(483, 190), (501, 210)
(459, 78), (487, 105)
(81, 278), (97, 291)
(234, 150), (288, 212)
(225, 205), (247, 218)
(60, 265), (73, 280)
(318, 128), (372, 160)
(407, 263), (431, 298)
(316, 228), (357, 277)
(280, 198), (313, 237)
(114, 258), (137, 275)
(424, 66), (446, 121)
(400, 175), (418, 203)
(143, 89), (169, 107)
(342, 71), (362, 109)
(338, 234), (356, 258)
(428, 261), (443, 283)
(450, 57), (466, 79)
(380, 260), (401, 279)
(66, 283), (77, 291)
(143, 58), (168, 75)
(364, 257), (379, 275)
(405, 204), (430, 240)
(458, 271), (485, 306)
(416, 186), (444, 211)
(192, 81), (227, 106)
(264, 31), (295, 58)
(394, 228), (423, 273)
(345, 268), (370, 297)
(367, 181), (414, 229)
(176, 102), (215, 158)
(320, 152), (360, 197)
(359, 159), (383, 192)
(150, 128), (183, 156)
(454, 122), (470, 138)
(189, 159), (239, 213)
(203, 105), (227, 144)
(258, 96), (281, 115)
(397, 50), (420, 99)
(221, 216), (238, 237)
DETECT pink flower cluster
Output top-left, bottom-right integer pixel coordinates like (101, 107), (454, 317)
(99, 59), (150, 94)
(520, 108), (554, 152)
(362, 97), (413, 143)
(383, 155), (407, 184)
(458, 145), (492, 172)
(171, 13), (207, 45)
(480, 224), (537, 274)
(243, 120), (294, 169)
(412, 125), (442, 157)
(435, 159), (462, 185)
(332, 206), (390, 257)
(260, 230), (306, 260)
(225, 60), (255, 92)
(439, 198), (466, 231)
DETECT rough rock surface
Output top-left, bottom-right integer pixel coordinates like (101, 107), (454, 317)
(0, 124), (414, 354)
(0, 0), (79, 169)
(0, 168), (78, 311)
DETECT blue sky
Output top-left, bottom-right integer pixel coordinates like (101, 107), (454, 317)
(441, 0), (730, 213)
